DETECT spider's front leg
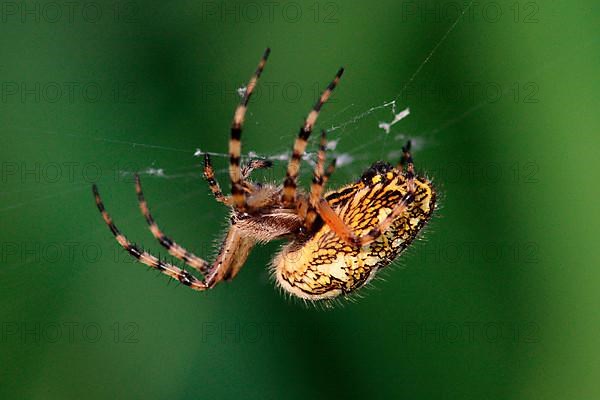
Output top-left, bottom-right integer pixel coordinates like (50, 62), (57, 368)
(203, 153), (232, 206)
(202, 154), (272, 205)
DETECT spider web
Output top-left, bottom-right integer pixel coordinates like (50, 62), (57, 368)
(3, 0), (595, 275)
(4, 0), (595, 217)
(114, 1), (474, 183)
(0, 0), (498, 214)
(0, 3), (490, 257)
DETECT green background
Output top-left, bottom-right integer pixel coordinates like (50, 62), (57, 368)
(1, 0), (599, 398)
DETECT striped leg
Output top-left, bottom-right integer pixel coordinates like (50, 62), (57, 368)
(135, 174), (211, 274)
(203, 153), (231, 205)
(316, 198), (359, 246)
(92, 185), (208, 291)
(282, 67), (344, 206)
(304, 130), (329, 229)
(229, 48), (271, 211)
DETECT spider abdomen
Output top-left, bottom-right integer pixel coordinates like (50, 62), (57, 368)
(273, 167), (436, 301)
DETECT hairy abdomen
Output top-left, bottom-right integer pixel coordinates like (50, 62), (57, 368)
(273, 174), (436, 301)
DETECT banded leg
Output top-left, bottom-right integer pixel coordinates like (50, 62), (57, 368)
(135, 174), (210, 274)
(204, 153), (231, 205)
(282, 67), (344, 206)
(316, 198), (359, 245)
(304, 130), (329, 229)
(92, 185), (207, 291)
(230, 48), (271, 211)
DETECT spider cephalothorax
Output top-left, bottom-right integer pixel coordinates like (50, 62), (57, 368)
(93, 48), (436, 301)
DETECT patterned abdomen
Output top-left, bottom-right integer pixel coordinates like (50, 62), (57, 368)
(273, 165), (436, 301)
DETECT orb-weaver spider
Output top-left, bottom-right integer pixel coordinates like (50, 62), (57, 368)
(93, 48), (436, 301)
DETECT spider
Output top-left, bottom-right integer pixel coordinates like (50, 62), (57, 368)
(93, 48), (436, 301)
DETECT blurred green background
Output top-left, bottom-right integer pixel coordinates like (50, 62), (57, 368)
(1, 0), (599, 398)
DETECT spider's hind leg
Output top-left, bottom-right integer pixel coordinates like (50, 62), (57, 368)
(135, 174), (211, 274)
(92, 184), (208, 291)
(206, 226), (256, 283)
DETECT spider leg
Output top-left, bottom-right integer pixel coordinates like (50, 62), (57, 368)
(206, 226), (256, 283)
(94, 182), (253, 291)
(304, 130), (329, 229)
(135, 174), (211, 274)
(311, 130), (328, 200)
(282, 67), (344, 206)
(92, 185), (208, 291)
(229, 48), (270, 211)
(203, 153), (232, 205)
(316, 198), (360, 245)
